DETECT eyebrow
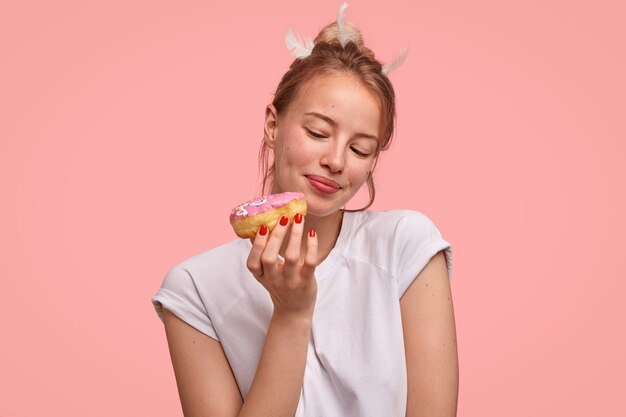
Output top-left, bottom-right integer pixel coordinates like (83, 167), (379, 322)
(304, 112), (379, 142)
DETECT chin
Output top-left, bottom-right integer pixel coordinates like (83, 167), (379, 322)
(305, 196), (350, 218)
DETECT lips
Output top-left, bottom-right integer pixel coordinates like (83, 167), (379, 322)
(306, 175), (342, 195)
(306, 175), (341, 189)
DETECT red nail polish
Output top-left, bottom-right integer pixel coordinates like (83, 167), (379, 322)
(295, 213), (303, 224)
(259, 225), (268, 236)
(309, 229), (316, 237)
(280, 216), (289, 226)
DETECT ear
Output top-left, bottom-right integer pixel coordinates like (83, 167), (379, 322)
(263, 104), (279, 150)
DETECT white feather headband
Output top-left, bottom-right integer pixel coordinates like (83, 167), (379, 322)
(284, 1), (408, 75)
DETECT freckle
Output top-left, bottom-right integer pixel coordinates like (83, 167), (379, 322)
(425, 283), (428, 287)
(432, 293), (435, 296)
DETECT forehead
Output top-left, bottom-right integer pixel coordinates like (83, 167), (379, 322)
(287, 73), (382, 135)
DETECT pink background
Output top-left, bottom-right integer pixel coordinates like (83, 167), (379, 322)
(1, 0), (624, 415)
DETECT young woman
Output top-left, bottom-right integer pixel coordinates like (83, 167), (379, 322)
(152, 5), (458, 416)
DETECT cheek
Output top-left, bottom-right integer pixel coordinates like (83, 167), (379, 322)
(274, 135), (304, 172)
(281, 135), (311, 166)
(348, 162), (374, 185)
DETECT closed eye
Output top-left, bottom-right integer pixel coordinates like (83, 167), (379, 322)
(306, 129), (325, 139)
(351, 147), (370, 157)
(306, 129), (371, 157)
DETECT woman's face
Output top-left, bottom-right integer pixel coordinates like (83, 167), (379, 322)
(264, 73), (381, 217)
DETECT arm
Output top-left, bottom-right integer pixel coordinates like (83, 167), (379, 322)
(162, 214), (317, 417)
(239, 312), (311, 416)
(400, 250), (459, 417)
(163, 308), (242, 417)
(163, 308), (312, 417)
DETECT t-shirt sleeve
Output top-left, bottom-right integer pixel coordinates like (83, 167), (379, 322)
(394, 211), (453, 297)
(151, 265), (219, 341)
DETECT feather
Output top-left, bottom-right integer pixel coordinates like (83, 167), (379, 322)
(336, 1), (350, 47)
(285, 27), (314, 58)
(382, 46), (409, 75)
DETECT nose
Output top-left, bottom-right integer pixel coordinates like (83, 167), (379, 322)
(320, 142), (346, 173)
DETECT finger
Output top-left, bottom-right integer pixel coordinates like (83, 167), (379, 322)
(246, 224), (269, 279)
(283, 212), (304, 278)
(260, 215), (291, 278)
(301, 228), (318, 279)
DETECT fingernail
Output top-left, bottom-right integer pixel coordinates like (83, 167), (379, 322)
(295, 213), (303, 224)
(309, 228), (316, 237)
(259, 225), (268, 236)
(280, 216), (289, 226)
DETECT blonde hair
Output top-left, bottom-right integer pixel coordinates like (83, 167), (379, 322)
(258, 21), (397, 211)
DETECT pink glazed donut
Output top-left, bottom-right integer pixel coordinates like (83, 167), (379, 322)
(229, 192), (307, 239)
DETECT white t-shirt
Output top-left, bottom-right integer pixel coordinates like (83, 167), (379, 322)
(151, 209), (453, 417)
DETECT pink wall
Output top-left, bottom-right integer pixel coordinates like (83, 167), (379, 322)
(1, 0), (624, 415)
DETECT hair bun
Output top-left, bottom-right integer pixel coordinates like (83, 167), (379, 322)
(314, 21), (364, 49)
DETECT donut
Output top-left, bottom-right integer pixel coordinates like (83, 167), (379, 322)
(229, 192), (307, 239)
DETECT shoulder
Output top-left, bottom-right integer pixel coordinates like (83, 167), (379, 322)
(345, 209), (452, 292)
(155, 237), (257, 331)
(351, 209), (443, 245)
(346, 209), (444, 268)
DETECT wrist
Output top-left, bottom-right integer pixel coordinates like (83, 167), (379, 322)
(271, 308), (314, 328)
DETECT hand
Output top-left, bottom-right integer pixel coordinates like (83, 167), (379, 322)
(246, 213), (319, 319)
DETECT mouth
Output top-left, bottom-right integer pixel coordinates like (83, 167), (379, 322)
(306, 175), (341, 194)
